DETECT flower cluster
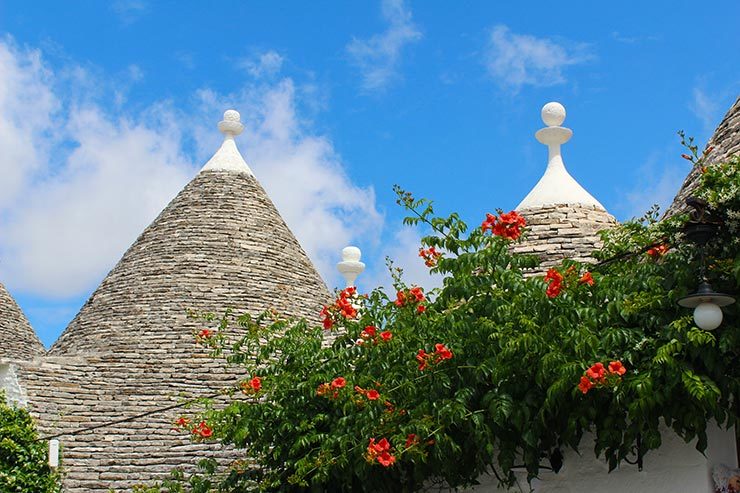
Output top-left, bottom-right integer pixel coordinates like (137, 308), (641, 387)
(416, 343), (454, 371)
(320, 287), (359, 330)
(354, 385), (380, 401)
(647, 244), (669, 258)
(418, 246), (442, 267)
(317, 377), (346, 400)
(195, 328), (215, 344)
(174, 417), (214, 439)
(481, 210), (526, 241)
(395, 286), (426, 313)
(544, 267), (594, 298)
(192, 421), (213, 438)
(356, 325), (393, 345)
(240, 376), (262, 394)
(366, 438), (396, 467)
(578, 360), (627, 394)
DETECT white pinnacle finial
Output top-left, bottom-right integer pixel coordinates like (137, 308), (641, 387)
(201, 109), (253, 175)
(218, 110), (244, 136)
(337, 246), (365, 288)
(541, 101), (566, 127)
(516, 102), (605, 211)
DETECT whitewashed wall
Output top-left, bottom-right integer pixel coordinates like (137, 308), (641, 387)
(461, 424), (736, 492)
(0, 362), (28, 406)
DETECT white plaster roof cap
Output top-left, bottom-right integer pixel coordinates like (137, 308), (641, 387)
(516, 102), (605, 211)
(201, 110), (254, 175)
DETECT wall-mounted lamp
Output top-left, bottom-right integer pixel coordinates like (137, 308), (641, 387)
(677, 197), (736, 330)
(678, 281), (735, 331)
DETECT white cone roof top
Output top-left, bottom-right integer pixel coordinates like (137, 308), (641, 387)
(201, 109), (254, 175)
(516, 102), (605, 211)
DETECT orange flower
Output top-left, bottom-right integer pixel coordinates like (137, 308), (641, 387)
(250, 376), (262, 392)
(380, 330), (393, 341)
(416, 305), (426, 314)
(434, 343), (453, 361)
(419, 246), (442, 267)
(586, 362), (606, 382)
(197, 329), (212, 338)
(366, 389), (380, 401)
(681, 153), (692, 161)
(647, 244), (669, 258)
(331, 377), (346, 389)
(377, 451), (396, 467)
(608, 361), (626, 376)
(316, 383), (330, 396)
(416, 349), (429, 371)
(405, 434), (418, 448)
(395, 290), (407, 307)
(410, 286), (425, 302)
(578, 272), (594, 286)
(578, 376), (593, 394)
(174, 416), (190, 428)
(192, 421), (213, 438)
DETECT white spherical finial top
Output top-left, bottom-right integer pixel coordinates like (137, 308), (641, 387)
(337, 245), (365, 288)
(341, 246), (362, 263)
(218, 109), (244, 136)
(541, 102), (566, 127)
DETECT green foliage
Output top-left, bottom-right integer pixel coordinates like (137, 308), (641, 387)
(0, 391), (62, 492)
(161, 153), (738, 492)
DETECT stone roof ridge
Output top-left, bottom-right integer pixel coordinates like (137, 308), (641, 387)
(201, 109), (254, 175)
(664, 95), (740, 217)
(516, 102), (606, 212)
(0, 281), (45, 361)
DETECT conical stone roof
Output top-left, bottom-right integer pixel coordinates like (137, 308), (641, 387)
(51, 110), (330, 356)
(19, 110), (331, 492)
(0, 281), (45, 361)
(512, 103), (616, 273)
(665, 96), (740, 218)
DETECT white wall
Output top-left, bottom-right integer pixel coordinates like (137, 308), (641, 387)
(463, 425), (736, 493)
(0, 362), (28, 406)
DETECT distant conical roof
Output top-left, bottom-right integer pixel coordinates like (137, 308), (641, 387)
(0, 281), (45, 361)
(51, 110), (330, 355)
(665, 96), (740, 217)
(513, 102), (616, 273)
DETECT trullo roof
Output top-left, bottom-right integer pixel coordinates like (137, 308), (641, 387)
(51, 110), (330, 355)
(0, 281), (45, 361)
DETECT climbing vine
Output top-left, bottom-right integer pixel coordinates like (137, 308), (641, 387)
(0, 391), (62, 493)
(153, 149), (738, 492)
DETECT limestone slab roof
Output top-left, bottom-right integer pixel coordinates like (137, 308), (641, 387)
(665, 96), (740, 217)
(0, 281), (45, 361)
(51, 111), (330, 356)
(18, 110), (332, 491)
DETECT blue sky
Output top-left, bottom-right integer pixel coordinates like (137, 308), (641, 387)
(1, 0), (739, 347)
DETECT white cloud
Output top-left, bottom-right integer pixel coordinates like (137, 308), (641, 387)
(362, 227), (443, 296)
(689, 87), (720, 135)
(111, 0), (149, 24)
(239, 50), (284, 78)
(0, 38), (384, 299)
(484, 25), (592, 93)
(617, 150), (687, 220)
(346, 0), (422, 92)
(0, 39), (59, 210)
(189, 80), (384, 285)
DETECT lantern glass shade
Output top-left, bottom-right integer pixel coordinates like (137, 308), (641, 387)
(693, 302), (723, 331)
(677, 282), (735, 331)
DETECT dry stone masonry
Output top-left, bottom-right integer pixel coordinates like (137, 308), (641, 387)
(1, 97), (737, 491)
(512, 103), (616, 273)
(0, 282), (45, 361)
(5, 110), (331, 492)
